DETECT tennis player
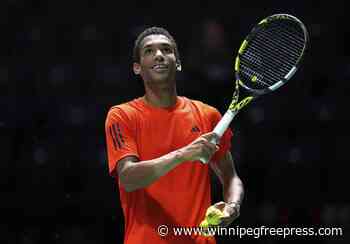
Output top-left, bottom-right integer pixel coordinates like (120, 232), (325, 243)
(105, 27), (244, 244)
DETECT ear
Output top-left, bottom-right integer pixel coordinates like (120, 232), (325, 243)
(133, 62), (141, 75)
(176, 63), (182, 72)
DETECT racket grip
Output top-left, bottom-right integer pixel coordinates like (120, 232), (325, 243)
(213, 110), (235, 137)
(199, 110), (236, 164)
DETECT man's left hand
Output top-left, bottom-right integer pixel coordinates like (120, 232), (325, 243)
(212, 201), (240, 227)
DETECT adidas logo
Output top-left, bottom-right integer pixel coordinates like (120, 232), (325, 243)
(191, 125), (200, 133)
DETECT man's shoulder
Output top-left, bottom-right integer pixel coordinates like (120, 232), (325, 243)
(108, 98), (141, 115)
(106, 98), (143, 123)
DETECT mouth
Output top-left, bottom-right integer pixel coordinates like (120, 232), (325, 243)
(152, 64), (169, 72)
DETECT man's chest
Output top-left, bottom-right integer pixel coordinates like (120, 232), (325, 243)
(136, 111), (210, 160)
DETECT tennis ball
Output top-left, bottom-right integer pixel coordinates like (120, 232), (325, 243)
(199, 206), (225, 237)
(199, 219), (209, 228)
(199, 220), (213, 236)
(203, 206), (225, 226)
(251, 75), (257, 82)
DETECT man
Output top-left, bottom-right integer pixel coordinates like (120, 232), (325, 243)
(105, 27), (244, 244)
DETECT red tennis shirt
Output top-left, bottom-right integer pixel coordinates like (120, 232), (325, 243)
(105, 96), (233, 244)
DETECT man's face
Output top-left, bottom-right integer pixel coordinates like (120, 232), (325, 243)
(134, 34), (177, 85)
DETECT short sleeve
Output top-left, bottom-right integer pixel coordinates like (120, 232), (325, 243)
(210, 109), (233, 162)
(105, 107), (139, 177)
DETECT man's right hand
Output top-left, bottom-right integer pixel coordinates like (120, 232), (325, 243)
(179, 132), (219, 162)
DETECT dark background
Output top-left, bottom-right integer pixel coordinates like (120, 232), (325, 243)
(1, 0), (349, 243)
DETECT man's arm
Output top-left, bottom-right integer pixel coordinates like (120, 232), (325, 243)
(210, 151), (244, 225)
(117, 132), (219, 192)
(212, 151), (244, 204)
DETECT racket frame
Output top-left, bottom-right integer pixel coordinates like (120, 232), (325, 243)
(200, 13), (309, 164)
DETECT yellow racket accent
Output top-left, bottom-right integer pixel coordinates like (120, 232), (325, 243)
(258, 18), (268, 25)
(229, 96), (253, 111)
(238, 40), (248, 54)
(234, 57), (240, 72)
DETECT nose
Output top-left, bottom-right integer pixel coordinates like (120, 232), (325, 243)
(154, 49), (164, 61)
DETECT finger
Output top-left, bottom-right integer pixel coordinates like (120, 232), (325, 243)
(220, 215), (235, 222)
(200, 142), (216, 156)
(213, 201), (226, 206)
(219, 218), (235, 227)
(201, 132), (219, 143)
(203, 140), (218, 151)
(213, 201), (226, 210)
(200, 132), (215, 138)
(220, 214), (238, 224)
(195, 136), (213, 146)
(201, 149), (214, 161)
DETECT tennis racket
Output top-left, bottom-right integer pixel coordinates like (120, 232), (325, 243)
(201, 14), (309, 164)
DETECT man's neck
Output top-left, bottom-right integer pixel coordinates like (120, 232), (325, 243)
(143, 84), (178, 108)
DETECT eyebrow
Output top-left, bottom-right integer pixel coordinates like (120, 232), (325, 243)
(142, 43), (172, 50)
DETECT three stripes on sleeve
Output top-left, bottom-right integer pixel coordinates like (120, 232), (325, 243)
(109, 123), (125, 150)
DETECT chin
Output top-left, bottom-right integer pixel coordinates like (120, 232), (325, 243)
(143, 69), (176, 85)
(151, 73), (174, 83)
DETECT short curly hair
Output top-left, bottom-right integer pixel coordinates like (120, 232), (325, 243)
(132, 27), (181, 66)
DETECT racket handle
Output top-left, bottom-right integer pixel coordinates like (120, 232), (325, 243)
(199, 110), (236, 164)
(213, 110), (236, 137)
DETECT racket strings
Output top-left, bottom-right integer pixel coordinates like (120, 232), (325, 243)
(241, 47), (292, 86)
(239, 19), (306, 89)
(264, 25), (305, 47)
(254, 22), (303, 68)
(244, 32), (302, 81)
(262, 21), (305, 53)
(244, 47), (291, 74)
(255, 28), (304, 62)
(240, 55), (283, 89)
(241, 48), (291, 80)
(252, 32), (302, 61)
(240, 64), (270, 87)
(262, 23), (305, 45)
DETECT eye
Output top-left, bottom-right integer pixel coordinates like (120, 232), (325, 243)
(163, 47), (172, 54)
(144, 48), (153, 55)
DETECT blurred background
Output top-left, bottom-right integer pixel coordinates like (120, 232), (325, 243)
(1, 0), (349, 243)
